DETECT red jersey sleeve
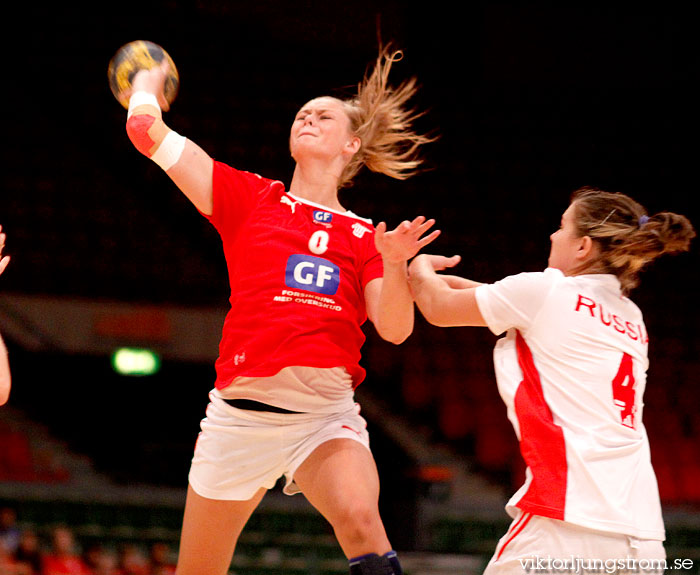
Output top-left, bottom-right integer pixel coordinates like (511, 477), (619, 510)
(207, 161), (283, 239)
(360, 239), (383, 289)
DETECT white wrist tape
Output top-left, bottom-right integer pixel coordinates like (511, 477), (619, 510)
(151, 131), (187, 171)
(127, 91), (160, 118)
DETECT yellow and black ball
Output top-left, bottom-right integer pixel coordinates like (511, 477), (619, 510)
(108, 40), (179, 109)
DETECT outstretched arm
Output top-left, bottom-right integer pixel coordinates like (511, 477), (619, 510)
(125, 62), (214, 215)
(365, 216), (440, 344)
(408, 254), (487, 327)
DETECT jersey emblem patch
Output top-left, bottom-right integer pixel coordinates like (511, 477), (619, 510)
(313, 210), (333, 224)
(285, 254), (340, 295)
(352, 222), (372, 238)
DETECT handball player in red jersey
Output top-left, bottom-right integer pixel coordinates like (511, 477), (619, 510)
(123, 47), (438, 575)
(408, 187), (694, 574)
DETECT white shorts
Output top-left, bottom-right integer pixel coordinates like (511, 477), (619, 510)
(188, 390), (371, 501)
(484, 511), (666, 575)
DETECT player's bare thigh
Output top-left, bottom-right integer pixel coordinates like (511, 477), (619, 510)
(176, 485), (266, 575)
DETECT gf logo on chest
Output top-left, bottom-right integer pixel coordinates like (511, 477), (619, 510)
(285, 254), (340, 295)
(313, 210), (333, 224)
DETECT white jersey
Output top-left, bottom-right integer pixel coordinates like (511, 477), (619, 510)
(475, 268), (664, 541)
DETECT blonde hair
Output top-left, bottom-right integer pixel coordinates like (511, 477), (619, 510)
(570, 186), (695, 293)
(336, 46), (435, 188)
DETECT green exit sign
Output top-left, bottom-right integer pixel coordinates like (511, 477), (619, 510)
(111, 348), (161, 376)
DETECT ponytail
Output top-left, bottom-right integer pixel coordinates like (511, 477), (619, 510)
(571, 187), (695, 293)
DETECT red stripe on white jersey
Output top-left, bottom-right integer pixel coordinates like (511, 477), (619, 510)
(495, 512), (533, 560)
(514, 331), (567, 519)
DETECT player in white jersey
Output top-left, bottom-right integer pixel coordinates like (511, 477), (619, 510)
(121, 46), (438, 575)
(405, 187), (694, 573)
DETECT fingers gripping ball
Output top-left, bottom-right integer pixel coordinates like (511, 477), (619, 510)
(108, 40), (179, 109)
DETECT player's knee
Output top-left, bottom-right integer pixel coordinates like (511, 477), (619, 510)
(334, 501), (382, 543)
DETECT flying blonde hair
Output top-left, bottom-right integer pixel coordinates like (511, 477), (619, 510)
(335, 46), (436, 188)
(570, 186), (695, 293)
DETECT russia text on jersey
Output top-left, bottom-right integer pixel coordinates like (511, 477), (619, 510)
(575, 295), (648, 344)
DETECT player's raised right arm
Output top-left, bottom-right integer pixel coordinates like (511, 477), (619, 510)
(126, 64), (214, 215)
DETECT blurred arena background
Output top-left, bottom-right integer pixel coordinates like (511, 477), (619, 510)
(1, 2), (698, 574)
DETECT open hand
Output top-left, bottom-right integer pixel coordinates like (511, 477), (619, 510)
(374, 216), (441, 264)
(410, 253), (461, 274)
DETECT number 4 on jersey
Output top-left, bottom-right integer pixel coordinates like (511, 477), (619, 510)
(612, 353), (637, 429)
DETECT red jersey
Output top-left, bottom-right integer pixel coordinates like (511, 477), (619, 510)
(206, 161), (383, 390)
